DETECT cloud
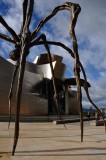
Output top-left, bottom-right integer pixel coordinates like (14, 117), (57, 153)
(82, 71), (106, 109)
(33, 0), (106, 72)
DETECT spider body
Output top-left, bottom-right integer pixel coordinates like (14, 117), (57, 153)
(9, 48), (20, 61)
(0, 0), (105, 156)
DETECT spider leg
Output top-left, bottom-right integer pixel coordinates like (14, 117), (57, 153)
(0, 33), (17, 44)
(31, 3), (78, 40)
(68, 4), (83, 142)
(8, 62), (19, 129)
(20, 0), (28, 34)
(35, 34), (67, 129)
(40, 35), (60, 113)
(30, 40), (74, 58)
(25, 0), (34, 29)
(85, 87), (106, 131)
(12, 46), (27, 155)
(20, 0), (34, 34)
(45, 42), (59, 112)
(80, 62), (106, 131)
(21, 0), (34, 34)
(0, 16), (19, 41)
(12, 1), (34, 155)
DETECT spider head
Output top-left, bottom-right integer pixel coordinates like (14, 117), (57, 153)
(9, 48), (20, 61)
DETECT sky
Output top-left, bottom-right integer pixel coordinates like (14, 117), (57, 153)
(0, 0), (106, 109)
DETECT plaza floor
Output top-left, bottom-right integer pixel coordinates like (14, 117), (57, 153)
(0, 121), (106, 160)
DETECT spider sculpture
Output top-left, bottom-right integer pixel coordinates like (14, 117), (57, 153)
(0, 0), (105, 155)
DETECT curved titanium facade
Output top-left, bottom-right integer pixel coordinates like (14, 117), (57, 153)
(0, 53), (89, 116)
(34, 53), (66, 79)
(0, 56), (48, 116)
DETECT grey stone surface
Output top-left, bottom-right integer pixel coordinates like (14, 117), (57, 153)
(0, 121), (106, 160)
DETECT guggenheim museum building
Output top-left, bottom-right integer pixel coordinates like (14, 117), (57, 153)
(0, 53), (90, 116)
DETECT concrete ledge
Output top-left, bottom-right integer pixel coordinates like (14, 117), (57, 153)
(96, 119), (106, 126)
(53, 118), (80, 124)
(0, 115), (96, 123)
(53, 117), (96, 124)
(0, 115), (79, 122)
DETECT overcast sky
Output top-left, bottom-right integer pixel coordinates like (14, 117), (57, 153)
(0, 0), (106, 109)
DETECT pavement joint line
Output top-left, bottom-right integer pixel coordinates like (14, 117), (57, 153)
(0, 121), (106, 160)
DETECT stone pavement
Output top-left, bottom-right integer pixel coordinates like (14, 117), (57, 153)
(0, 121), (106, 160)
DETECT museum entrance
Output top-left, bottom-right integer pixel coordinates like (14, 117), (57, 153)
(47, 80), (65, 115)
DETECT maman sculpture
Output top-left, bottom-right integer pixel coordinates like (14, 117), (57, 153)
(0, 0), (105, 155)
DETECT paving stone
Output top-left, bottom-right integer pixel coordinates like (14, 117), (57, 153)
(0, 121), (106, 160)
